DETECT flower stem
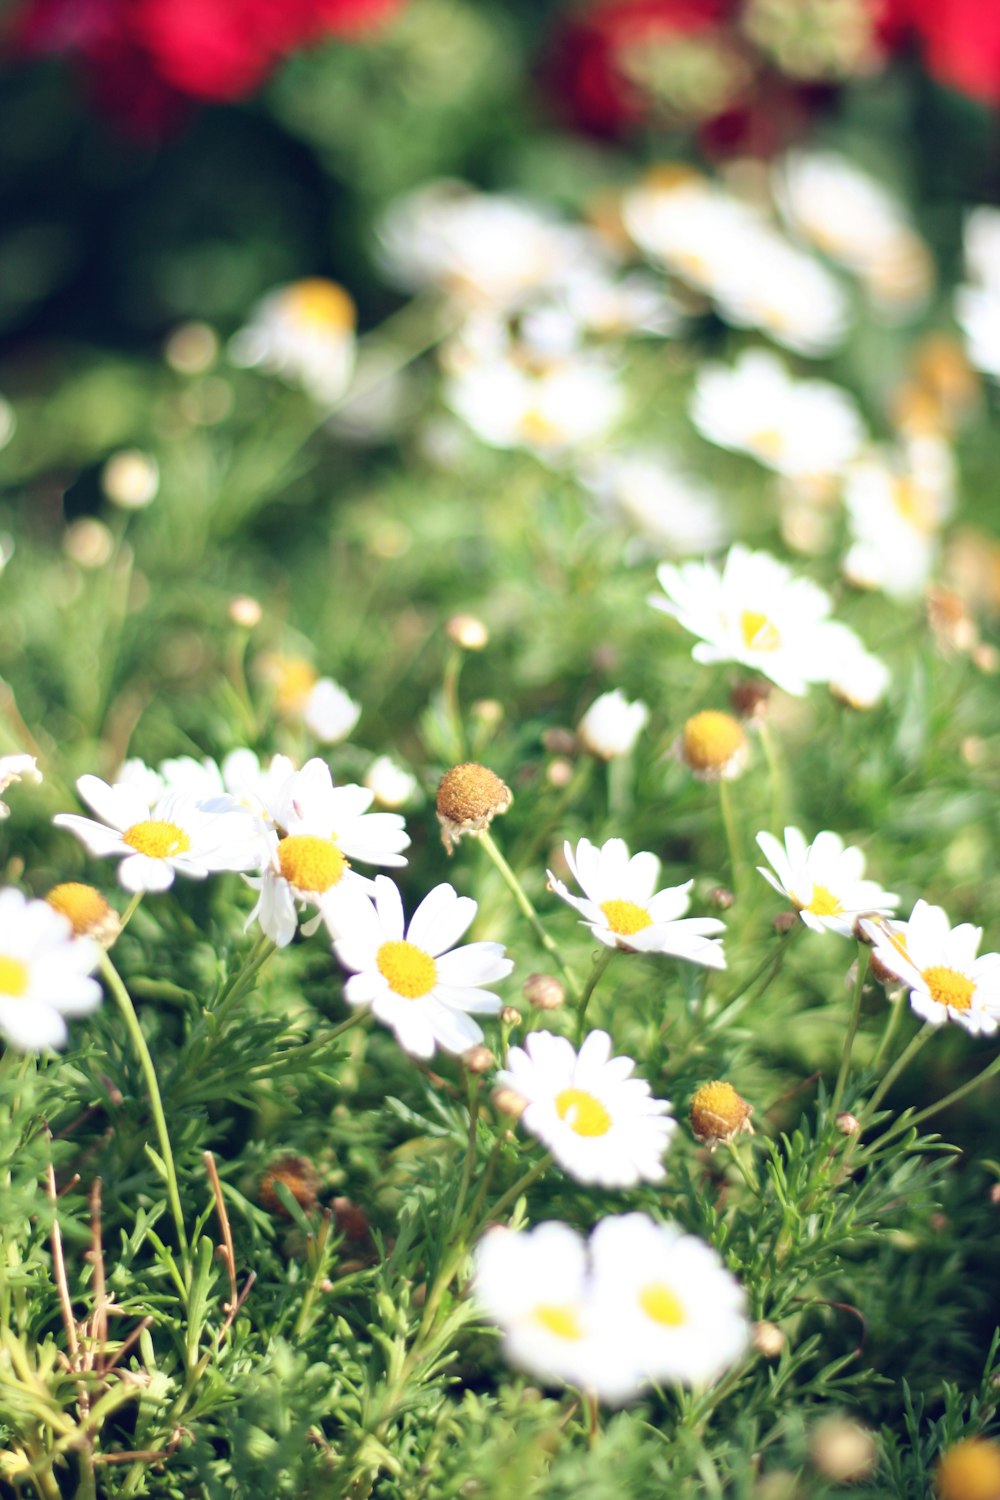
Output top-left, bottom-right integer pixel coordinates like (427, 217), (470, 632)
(118, 891), (143, 933)
(575, 948), (614, 1042)
(758, 720), (785, 832)
(100, 954), (189, 1267)
(476, 1152), (552, 1231)
(476, 829), (580, 1002)
(871, 988), (906, 1070)
(862, 1021), (934, 1125)
(830, 946), (868, 1121)
(718, 778), (742, 891)
(866, 1048), (1000, 1158)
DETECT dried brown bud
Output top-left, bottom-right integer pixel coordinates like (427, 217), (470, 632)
(710, 886), (735, 911)
(463, 1044), (494, 1074)
(679, 711), (748, 780)
(259, 1155), (319, 1216)
(332, 1197), (370, 1241)
(730, 678), (772, 720)
(491, 1086), (528, 1119)
(773, 910), (798, 936)
(46, 883), (121, 947)
(500, 1007), (522, 1028)
(542, 727), (577, 756)
(835, 1112), (860, 1136)
(935, 1438), (1000, 1500)
(809, 1417), (877, 1483)
(522, 973), (565, 1011)
(436, 762), (513, 854)
(690, 1080), (754, 1148)
(752, 1320), (786, 1358)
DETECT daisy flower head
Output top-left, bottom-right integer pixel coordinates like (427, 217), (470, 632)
(444, 350), (624, 462)
(229, 277), (356, 406)
(549, 837), (726, 968)
(496, 1029), (676, 1187)
(53, 776), (262, 893)
(651, 544), (857, 698)
(332, 875), (513, 1058)
(756, 827), (898, 937)
(0, 753), (41, 819)
(577, 689), (649, 760)
(0, 888), (102, 1051)
(473, 1221), (639, 1404)
(248, 758), (409, 947)
(860, 900), (1000, 1036)
(580, 449), (729, 560)
(589, 1213), (749, 1388)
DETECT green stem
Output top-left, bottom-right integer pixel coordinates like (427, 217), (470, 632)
(830, 947), (869, 1120)
(477, 829), (580, 1002)
(718, 778), (742, 892)
(476, 1153), (552, 1231)
(866, 1047), (1000, 1158)
(118, 891), (143, 933)
(708, 927), (798, 1033)
(100, 954), (189, 1267)
(725, 1137), (759, 1196)
(451, 1078), (481, 1233)
(871, 989), (905, 1070)
(758, 720), (785, 833)
(862, 1022), (934, 1125)
(575, 948), (614, 1042)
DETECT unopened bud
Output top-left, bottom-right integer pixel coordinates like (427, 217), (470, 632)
(471, 699), (504, 730)
(446, 614), (489, 651)
(436, 762), (512, 854)
(809, 1416), (877, 1483)
(101, 450), (159, 510)
(730, 678), (772, 720)
(259, 1155), (319, 1216)
(542, 727), (577, 756)
(332, 1197), (370, 1241)
(773, 910), (798, 936)
(935, 1438), (1000, 1500)
(491, 1086), (528, 1119)
(523, 973), (565, 1011)
(835, 1112), (860, 1136)
(710, 885), (734, 911)
(690, 1080), (754, 1148)
(463, 1044), (494, 1074)
(228, 595), (262, 629)
(752, 1320), (786, 1358)
(500, 1007), (522, 1028)
(546, 757), (574, 788)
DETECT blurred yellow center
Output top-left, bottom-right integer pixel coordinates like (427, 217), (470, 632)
(750, 428), (786, 460)
(922, 965), (973, 1011)
(520, 409), (563, 447)
(376, 940), (437, 999)
(277, 835), (347, 893)
(282, 278), (355, 333)
(682, 710), (746, 771)
(639, 1282), (686, 1327)
(796, 883), (843, 917)
(0, 955), (28, 997)
(555, 1088), (612, 1137)
(46, 882), (109, 934)
(741, 611), (781, 652)
(892, 478), (936, 534)
(533, 1304), (583, 1340)
(123, 821), (190, 859)
(600, 899), (652, 936)
(274, 657), (318, 713)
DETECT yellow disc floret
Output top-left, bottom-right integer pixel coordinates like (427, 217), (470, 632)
(555, 1088), (613, 1137)
(282, 278), (356, 333)
(122, 821), (191, 860)
(277, 835), (348, 893)
(599, 899), (653, 937)
(935, 1437), (1000, 1500)
(922, 965), (974, 1012)
(533, 1304), (584, 1341)
(795, 882), (843, 918)
(0, 956), (29, 998)
(740, 610), (782, 652)
(690, 1079), (754, 1147)
(639, 1282), (686, 1327)
(436, 762), (512, 854)
(376, 940), (437, 999)
(46, 882), (120, 945)
(681, 710), (748, 778)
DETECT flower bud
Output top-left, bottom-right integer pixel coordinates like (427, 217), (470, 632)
(773, 910), (798, 936)
(835, 1112), (860, 1136)
(436, 762), (513, 854)
(679, 710), (748, 781)
(710, 886), (734, 911)
(228, 595), (262, 629)
(101, 450), (159, 510)
(577, 689), (649, 760)
(491, 1086), (528, 1119)
(446, 614), (489, 651)
(522, 973), (565, 1011)
(500, 1006), (522, 1028)
(690, 1080), (754, 1148)
(332, 1196), (370, 1242)
(46, 883), (121, 947)
(809, 1417), (877, 1483)
(935, 1438), (1000, 1500)
(752, 1320), (786, 1358)
(463, 1045), (494, 1074)
(259, 1155), (319, 1216)
(730, 679), (772, 720)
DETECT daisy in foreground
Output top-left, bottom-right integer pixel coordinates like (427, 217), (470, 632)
(650, 545), (864, 698)
(860, 900), (1000, 1035)
(756, 827), (898, 937)
(548, 837), (726, 968)
(331, 875), (513, 1057)
(54, 777), (262, 893)
(496, 1029), (676, 1187)
(0, 888), (102, 1050)
(473, 1213), (749, 1403)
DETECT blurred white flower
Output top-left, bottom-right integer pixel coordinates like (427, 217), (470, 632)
(302, 678), (361, 745)
(861, 900), (1000, 1036)
(364, 755), (418, 810)
(577, 690), (649, 759)
(581, 450), (729, 559)
(756, 826), (898, 937)
(445, 352), (623, 460)
(101, 450), (159, 510)
(229, 278), (356, 405)
(0, 754), (41, 820)
(827, 645), (892, 710)
(841, 440), (954, 602)
(711, 229), (849, 356)
(0, 888), (102, 1052)
(623, 174), (763, 295)
(496, 1029), (676, 1187)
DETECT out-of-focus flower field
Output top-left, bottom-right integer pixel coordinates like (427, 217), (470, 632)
(2, 1), (1000, 1496)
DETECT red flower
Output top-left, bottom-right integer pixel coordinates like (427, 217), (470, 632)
(876, 0), (1000, 105)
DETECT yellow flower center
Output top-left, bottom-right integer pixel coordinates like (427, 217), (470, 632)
(532, 1304), (584, 1341)
(681, 710), (746, 773)
(740, 610), (782, 652)
(272, 656), (319, 713)
(46, 882), (110, 935)
(599, 899), (653, 936)
(892, 477), (936, 534)
(277, 835), (348, 894)
(555, 1088), (613, 1137)
(520, 408), (563, 447)
(794, 883), (843, 918)
(122, 820), (191, 860)
(922, 965), (974, 1011)
(0, 955), (29, 998)
(749, 428), (786, 460)
(282, 278), (356, 333)
(376, 940), (437, 999)
(639, 1282), (686, 1327)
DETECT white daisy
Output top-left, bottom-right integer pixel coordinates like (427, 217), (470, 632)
(711, 228), (849, 356)
(229, 278), (356, 405)
(577, 690), (649, 760)
(691, 351), (866, 481)
(0, 887), (102, 1051)
(755, 827), (898, 937)
(364, 755), (419, 810)
(496, 1029), (676, 1187)
(827, 645), (892, 710)
(589, 1213), (749, 1387)
(221, 749), (298, 823)
(301, 678), (361, 745)
(331, 875), (513, 1058)
(622, 174), (765, 296)
(247, 758), (409, 948)
(473, 1221), (639, 1403)
(580, 450), (729, 560)
(53, 778), (262, 893)
(860, 900), (1000, 1036)
(0, 754), (41, 820)
(444, 351), (624, 460)
(650, 544), (858, 697)
(841, 440), (954, 602)
(549, 837), (726, 967)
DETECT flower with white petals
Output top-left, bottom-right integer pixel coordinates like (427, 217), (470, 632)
(842, 440), (954, 602)
(711, 229), (849, 356)
(0, 754), (41, 820)
(302, 679), (361, 745)
(0, 888), (102, 1051)
(581, 450), (729, 560)
(589, 1213), (749, 1387)
(474, 1221), (636, 1402)
(496, 1029), (676, 1187)
(444, 352), (623, 460)
(332, 875), (512, 1057)
(691, 351), (865, 481)
(756, 827), (898, 937)
(828, 646), (892, 710)
(623, 175), (764, 295)
(651, 545), (861, 697)
(860, 900), (1000, 1035)
(229, 278), (356, 405)
(549, 837), (726, 967)
(364, 755), (418, 809)
(221, 749), (298, 823)
(53, 778), (262, 893)
(577, 690), (649, 760)
(248, 758), (409, 947)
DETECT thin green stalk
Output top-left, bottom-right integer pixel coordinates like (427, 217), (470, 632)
(118, 891), (143, 933)
(450, 1078), (481, 1234)
(708, 927), (798, 1033)
(871, 989), (905, 1070)
(576, 947), (614, 1042)
(718, 778), (742, 891)
(865, 1047), (1000, 1158)
(758, 720), (784, 832)
(725, 1137), (759, 1196)
(862, 1022), (934, 1125)
(830, 947), (869, 1120)
(100, 954), (189, 1267)
(477, 829), (580, 1002)
(476, 1152), (552, 1231)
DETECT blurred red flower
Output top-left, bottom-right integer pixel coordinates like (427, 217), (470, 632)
(877, 0), (1000, 105)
